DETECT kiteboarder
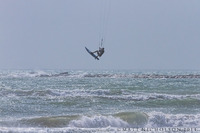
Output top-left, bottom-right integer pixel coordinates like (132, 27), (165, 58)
(93, 47), (105, 57)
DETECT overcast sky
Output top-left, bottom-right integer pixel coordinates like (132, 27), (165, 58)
(0, 0), (200, 70)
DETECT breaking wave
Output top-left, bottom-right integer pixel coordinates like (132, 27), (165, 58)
(0, 112), (148, 128)
(1, 86), (200, 104)
(1, 70), (200, 79)
(0, 112), (200, 129)
(1, 86), (200, 101)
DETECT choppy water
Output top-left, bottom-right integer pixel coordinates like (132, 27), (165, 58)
(0, 70), (200, 132)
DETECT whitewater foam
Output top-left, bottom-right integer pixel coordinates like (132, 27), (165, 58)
(68, 115), (129, 128)
(147, 112), (200, 128)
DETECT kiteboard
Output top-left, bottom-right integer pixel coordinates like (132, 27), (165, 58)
(85, 47), (99, 60)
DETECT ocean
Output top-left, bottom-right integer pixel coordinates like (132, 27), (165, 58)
(0, 70), (200, 133)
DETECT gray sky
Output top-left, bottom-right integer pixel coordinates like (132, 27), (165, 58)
(1, 0), (200, 70)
